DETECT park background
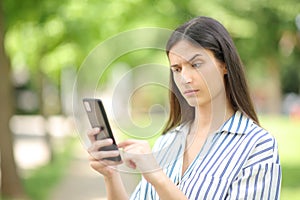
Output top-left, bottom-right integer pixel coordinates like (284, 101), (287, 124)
(0, 0), (300, 199)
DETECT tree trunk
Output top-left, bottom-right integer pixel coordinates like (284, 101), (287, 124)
(37, 69), (55, 163)
(0, 1), (27, 199)
(266, 58), (282, 114)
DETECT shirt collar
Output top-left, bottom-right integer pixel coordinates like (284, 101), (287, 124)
(174, 110), (253, 136)
(219, 110), (253, 135)
(174, 122), (190, 135)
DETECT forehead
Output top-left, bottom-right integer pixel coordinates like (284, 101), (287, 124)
(168, 40), (207, 61)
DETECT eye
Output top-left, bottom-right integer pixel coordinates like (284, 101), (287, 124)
(192, 62), (202, 68)
(171, 66), (181, 72)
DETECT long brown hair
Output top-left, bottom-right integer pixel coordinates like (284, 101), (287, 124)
(163, 16), (259, 134)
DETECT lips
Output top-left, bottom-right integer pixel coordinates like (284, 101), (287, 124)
(183, 89), (199, 96)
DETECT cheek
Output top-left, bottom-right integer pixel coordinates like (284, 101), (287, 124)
(172, 73), (181, 86)
(203, 70), (225, 93)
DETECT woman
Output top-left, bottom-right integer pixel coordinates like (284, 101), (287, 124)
(87, 16), (281, 199)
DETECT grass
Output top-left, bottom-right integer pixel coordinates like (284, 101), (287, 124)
(21, 136), (76, 200)
(260, 115), (300, 200)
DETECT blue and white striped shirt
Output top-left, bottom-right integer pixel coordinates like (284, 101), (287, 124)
(130, 111), (281, 199)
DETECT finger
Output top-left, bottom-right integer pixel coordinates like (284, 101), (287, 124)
(122, 143), (141, 153)
(102, 159), (123, 166)
(118, 139), (140, 148)
(87, 138), (113, 153)
(89, 156), (122, 167)
(119, 140), (150, 153)
(90, 150), (120, 161)
(89, 158), (122, 171)
(89, 154), (119, 163)
(90, 160), (111, 170)
(125, 160), (137, 169)
(88, 154), (97, 161)
(121, 152), (136, 169)
(87, 127), (100, 142)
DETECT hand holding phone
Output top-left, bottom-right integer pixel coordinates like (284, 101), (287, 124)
(83, 98), (121, 162)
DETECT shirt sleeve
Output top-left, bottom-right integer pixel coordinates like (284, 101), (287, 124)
(227, 135), (282, 200)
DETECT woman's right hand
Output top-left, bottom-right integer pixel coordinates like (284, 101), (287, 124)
(87, 128), (122, 178)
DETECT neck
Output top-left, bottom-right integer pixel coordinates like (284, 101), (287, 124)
(191, 96), (234, 136)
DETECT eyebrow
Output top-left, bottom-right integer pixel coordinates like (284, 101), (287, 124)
(170, 53), (203, 68)
(188, 54), (202, 62)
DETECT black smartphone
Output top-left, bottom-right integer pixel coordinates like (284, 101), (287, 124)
(83, 98), (121, 162)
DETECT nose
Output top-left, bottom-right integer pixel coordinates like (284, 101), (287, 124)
(181, 67), (192, 84)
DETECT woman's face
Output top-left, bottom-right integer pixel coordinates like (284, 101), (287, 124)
(168, 40), (227, 108)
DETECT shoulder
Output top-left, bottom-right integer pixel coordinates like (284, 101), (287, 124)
(224, 111), (280, 167)
(228, 111), (277, 148)
(243, 122), (280, 167)
(245, 121), (277, 148)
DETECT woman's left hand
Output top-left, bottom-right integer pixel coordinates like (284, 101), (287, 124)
(118, 139), (162, 182)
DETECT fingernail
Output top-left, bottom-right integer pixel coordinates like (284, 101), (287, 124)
(107, 138), (113, 143)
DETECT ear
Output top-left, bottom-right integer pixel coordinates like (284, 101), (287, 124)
(221, 63), (228, 75)
(223, 66), (228, 75)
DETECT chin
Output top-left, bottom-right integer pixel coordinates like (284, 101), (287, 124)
(186, 99), (200, 107)
(185, 97), (209, 107)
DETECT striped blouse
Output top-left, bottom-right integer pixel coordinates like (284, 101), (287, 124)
(129, 111), (281, 199)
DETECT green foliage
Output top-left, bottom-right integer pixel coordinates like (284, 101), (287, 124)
(3, 0), (300, 94)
